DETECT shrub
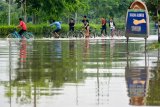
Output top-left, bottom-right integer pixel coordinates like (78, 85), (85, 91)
(0, 23), (125, 38)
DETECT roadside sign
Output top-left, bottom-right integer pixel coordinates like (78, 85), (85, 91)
(125, 0), (149, 38)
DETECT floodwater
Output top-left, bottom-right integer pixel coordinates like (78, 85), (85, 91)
(0, 36), (160, 107)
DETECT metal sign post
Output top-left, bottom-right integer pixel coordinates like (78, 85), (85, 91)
(125, 0), (149, 54)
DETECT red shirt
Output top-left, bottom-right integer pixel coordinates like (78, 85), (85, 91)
(101, 18), (106, 25)
(19, 21), (27, 30)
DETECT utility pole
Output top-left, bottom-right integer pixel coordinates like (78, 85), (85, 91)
(24, 0), (27, 22)
(8, 0), (11, 25)
(157, 0), (160, 42)
(158, 9), (160, 43)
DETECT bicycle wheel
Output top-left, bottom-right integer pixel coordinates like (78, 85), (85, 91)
(74, 31), (79, 38)
(22, 33), (29, 39)
(6, 34), (12, 38)
(67, 31), (76, 38)
(23, 32), (34, 39)
(113, 29), (117, 36)
(7, 33), (17, 38)
(66, 31), (72, 38)
(120, 31), (125, 36)
(45, 31), (52, 38)
(27, 32), (34, 38)
(60, 32), (67, 38)
(77, 31), (84, 38)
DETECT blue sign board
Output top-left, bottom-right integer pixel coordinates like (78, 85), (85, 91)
(125, 10), (149, 38)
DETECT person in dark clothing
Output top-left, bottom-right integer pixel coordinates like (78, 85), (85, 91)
(69, 18), (75, 31)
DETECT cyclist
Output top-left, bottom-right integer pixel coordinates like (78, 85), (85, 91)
(50, 19), (61, 38)
(17, 18), (27, 37)
(82, 16), (90, 38)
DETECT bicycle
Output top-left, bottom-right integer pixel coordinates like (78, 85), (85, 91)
(66, 31), (77, 38)
(23, 32), (34, 39)
(43, 27), (51, 38)
(7, 31), (34, 39)
(65, 30), (85, 38)
(90, 28), (101, 38)
(110, 29), (125, 37)
(75, 29), (85, 38)
(110, 28), (116, 37)
(117, 29), (125, 37)
(44, 28), (66, 38)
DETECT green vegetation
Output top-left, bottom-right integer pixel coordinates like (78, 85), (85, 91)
(146, 0), (160, 22)
(147, 42), (160, 50)
(0, 0), (135, 25)
(0, 0), (159, 37)
(0, 0), (159, 24)
(0, 22), (125, 37)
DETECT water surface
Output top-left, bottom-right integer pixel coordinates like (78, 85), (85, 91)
(0, 37), (160, 107)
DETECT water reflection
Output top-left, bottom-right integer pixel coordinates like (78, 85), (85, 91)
(54, 40), (62, 59)
(20, 38), (27, 63)
(125, 66), (148, 106)
(0, 38), (160, 107)
(125, 41), (148, 106)
(83, 38), (90, 59)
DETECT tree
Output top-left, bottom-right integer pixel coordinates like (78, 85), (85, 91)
(145, 0), (160, 21)
(14, 0), (88, 24)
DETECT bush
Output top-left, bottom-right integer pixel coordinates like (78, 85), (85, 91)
(0, 23), (125, 38)
(0, 25), (15, 38)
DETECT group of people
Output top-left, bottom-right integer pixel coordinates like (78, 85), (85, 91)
(49, 16), (90, 38)
(68, 16), (116, 38)
(16, 16), (116, 38)
(101, 17), (116, 36)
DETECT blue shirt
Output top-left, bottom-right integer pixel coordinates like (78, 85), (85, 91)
(50, 21), (61, 29)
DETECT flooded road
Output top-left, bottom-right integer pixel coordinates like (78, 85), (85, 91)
(0, 36), (160, 107)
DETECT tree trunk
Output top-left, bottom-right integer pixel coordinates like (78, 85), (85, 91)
(75, 12), (77, 23)
(157, 9), (160, 42)
(32, 14), (36, 24)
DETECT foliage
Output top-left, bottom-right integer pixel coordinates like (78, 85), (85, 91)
(0, 0), (159, 27)
(145, 0), (160, 22)
(0, 22), (126, 38)
(88, 0), (132, 19)
(0, 1), (9, 24)
(147, 42), (160, 50)
(0, 0), (21, 25)
(0, 25), (15, 37)
(1, 0), (134, 24)
(146, 67), (160, 105)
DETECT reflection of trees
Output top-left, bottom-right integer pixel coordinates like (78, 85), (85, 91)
(4, 39), (150, 105)
(126, 42), (160, 106)
(86, 39), (143, 69)
(6, 40), (84, 104)
(146, 64), (160, 105)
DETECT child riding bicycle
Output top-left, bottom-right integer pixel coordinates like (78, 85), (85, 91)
(17, 18), (27, 37)
(49, 19), (62, 38)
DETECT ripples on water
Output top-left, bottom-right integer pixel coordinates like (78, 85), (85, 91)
(0, 37), (160, 107)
